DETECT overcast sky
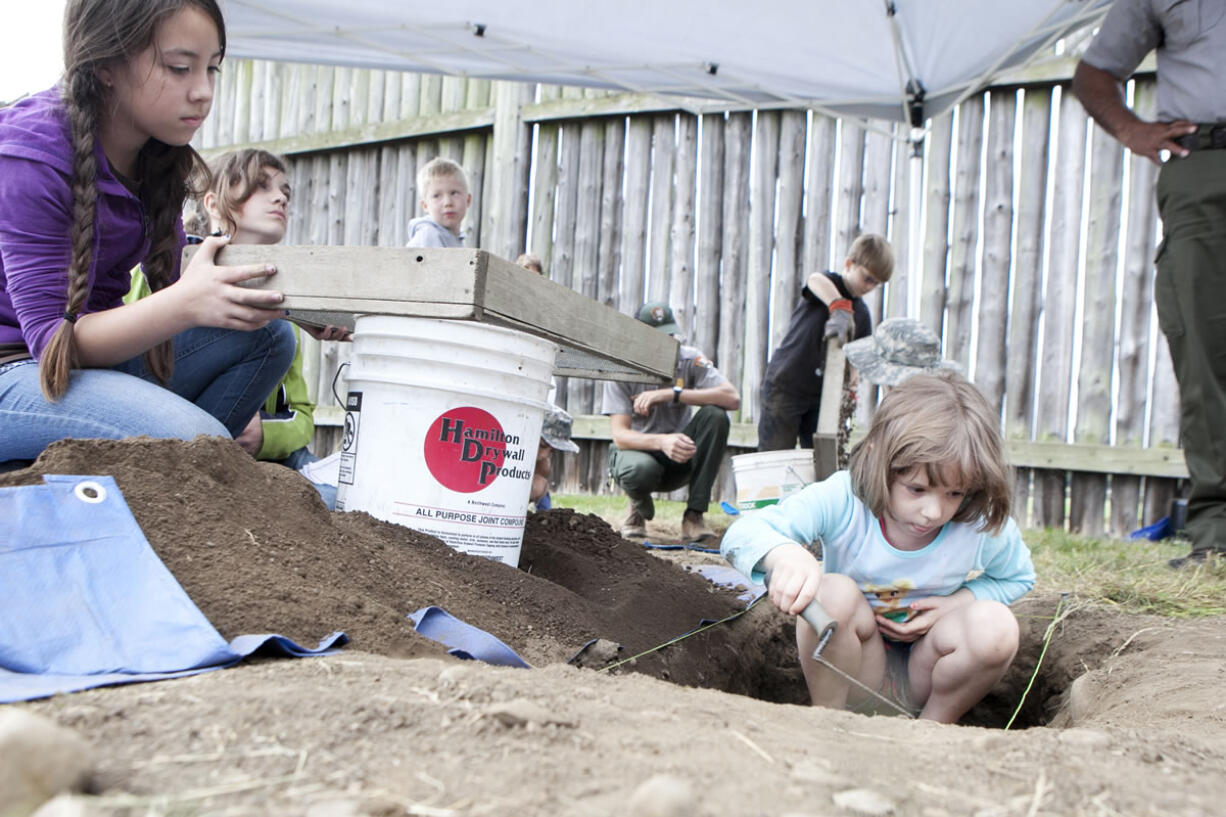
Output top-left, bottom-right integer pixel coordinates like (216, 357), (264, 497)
(1, 1), (67, 103)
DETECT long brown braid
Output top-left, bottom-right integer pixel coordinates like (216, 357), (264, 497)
(39, 0), (225, 400)
(134, 138), (211, 384)
(38, 68), (101, 400)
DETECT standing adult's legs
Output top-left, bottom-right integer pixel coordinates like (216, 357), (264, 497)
(679, 405), (731, 514)
(1155, 153), (1226, 560)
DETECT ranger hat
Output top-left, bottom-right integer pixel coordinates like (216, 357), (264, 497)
(541, 405), (580, 453)
(843, 317), (962, 386)
(636, 301), (680, 335)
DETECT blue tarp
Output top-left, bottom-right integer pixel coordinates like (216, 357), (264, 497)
(0, 475), (345, 703)
(407, 606), (530, 668)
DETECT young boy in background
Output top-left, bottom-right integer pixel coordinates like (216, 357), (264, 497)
(407, 157), (471, 248)
(757, 233), (894, 452)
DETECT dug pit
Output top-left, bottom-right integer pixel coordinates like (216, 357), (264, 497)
(9, 438), (1226, 816)
(3, 437), (1141, 732)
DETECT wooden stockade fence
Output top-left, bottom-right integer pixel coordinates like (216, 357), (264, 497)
(197, 59), (1186, 538)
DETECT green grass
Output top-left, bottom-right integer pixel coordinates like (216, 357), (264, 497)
(553, 493), (737, 536)
(1025, 528), (1226, 617)
(550, 494), (1226, 618)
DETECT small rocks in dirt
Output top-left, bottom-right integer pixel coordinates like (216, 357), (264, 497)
(1054, 673), (1095, 725)
(970, 733), (1010, 752)
(437, 663), (475, 687)
(0, 710), (94, 817)
(29, 795), (102, 817)
(1057, 727), (1111, 748)
(302, 798), (402, 817)
(788, 759), (848, 787)
(569, 638), (623, 669)
(627, 774), (695, 817)
(482, 700), (576, 729)
(832, 788), (897, 816)
(304, 800), (362, 817)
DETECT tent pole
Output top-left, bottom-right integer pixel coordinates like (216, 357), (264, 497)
(907, 128), (924, 317)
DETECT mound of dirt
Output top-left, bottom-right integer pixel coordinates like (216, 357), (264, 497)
(1, 437), (743, 672)
(8, 437), (1226, 817)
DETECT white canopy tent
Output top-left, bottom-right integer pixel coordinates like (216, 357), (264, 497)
(222, 0), (1112, 301)
(224, 0), (1110, 126)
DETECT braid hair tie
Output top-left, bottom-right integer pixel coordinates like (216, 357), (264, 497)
(64, 312), (78, 324)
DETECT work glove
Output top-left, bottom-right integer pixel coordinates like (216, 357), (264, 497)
(823, 300), (855, 346)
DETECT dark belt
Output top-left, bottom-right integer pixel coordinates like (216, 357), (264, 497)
(1174, 124), (1226, 152)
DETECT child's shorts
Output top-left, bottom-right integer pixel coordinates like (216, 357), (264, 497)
(850, 638), (923, 717)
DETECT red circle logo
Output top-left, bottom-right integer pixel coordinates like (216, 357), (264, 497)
(423, 407), (507, 493)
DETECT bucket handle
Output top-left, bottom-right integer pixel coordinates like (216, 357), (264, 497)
(786, 463), (812, 486)
(331, 362), (350, 406)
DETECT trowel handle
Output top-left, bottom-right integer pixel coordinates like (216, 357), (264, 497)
(798, 599), (838, 644)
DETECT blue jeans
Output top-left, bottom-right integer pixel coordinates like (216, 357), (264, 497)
(276, 446), (338, 511)
(0, 322), (296, 463)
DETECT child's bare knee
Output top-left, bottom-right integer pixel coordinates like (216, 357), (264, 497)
(816, 573), (865, 615)
(965, 600), (1019, 663)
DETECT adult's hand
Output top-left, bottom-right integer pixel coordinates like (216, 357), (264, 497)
(658, 432), (696, 463)
(1072, 61), (1197, 165)
(632, 388), (672, 416)
(1117, 118), (1198, 165)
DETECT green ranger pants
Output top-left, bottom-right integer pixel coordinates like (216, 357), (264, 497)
(1155, 151), (1226, 554)
(609, 405), (731, 517)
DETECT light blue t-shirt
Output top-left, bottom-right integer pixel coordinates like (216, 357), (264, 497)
(721, 470), (1034, 614)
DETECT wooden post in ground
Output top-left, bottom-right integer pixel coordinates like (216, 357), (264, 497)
(801, 115), (837, 284)
(813, 343), (847, 481)
(694, 115), (725, 361)
(1072, 121), (1124, 536)
(770, 111), (807, 354)
(1005, 87), (1052, 528)
(618, 117), (653, 314)
(1034, 86), (1087, 531)
(977, 89), (1016, 416)
(743, 111), (780, 422)
(717, 113), (752, 410)
(488, 81), (534, 260)
(920, 112), (953, 337)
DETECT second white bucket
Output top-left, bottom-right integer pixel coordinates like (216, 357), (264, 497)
(730, 450), (817, 512)
(336, 316), (558, 567)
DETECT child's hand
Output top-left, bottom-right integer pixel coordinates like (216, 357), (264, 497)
(760, 543), (822, 616)
(179, 235), (286, 329)
(823, 308), (855, 345)
(234, 413), (263, 455)
(303, 324), (352, 342)
(874, 591), (974, 642)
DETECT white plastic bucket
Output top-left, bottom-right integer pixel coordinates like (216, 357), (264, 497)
(730, 450), (817, 512)
(336, 316), (558, 567)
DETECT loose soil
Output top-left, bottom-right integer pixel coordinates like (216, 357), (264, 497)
(4, 437), (1225, 816)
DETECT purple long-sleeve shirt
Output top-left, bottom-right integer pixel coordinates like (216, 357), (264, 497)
(0, 88), (183, 360)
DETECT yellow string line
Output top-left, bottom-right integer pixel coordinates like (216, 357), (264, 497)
(597, 594), (767, 673)
(1004, 593), (1069, 730)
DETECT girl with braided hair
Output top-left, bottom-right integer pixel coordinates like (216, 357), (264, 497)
(0, 0), (296, 467)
